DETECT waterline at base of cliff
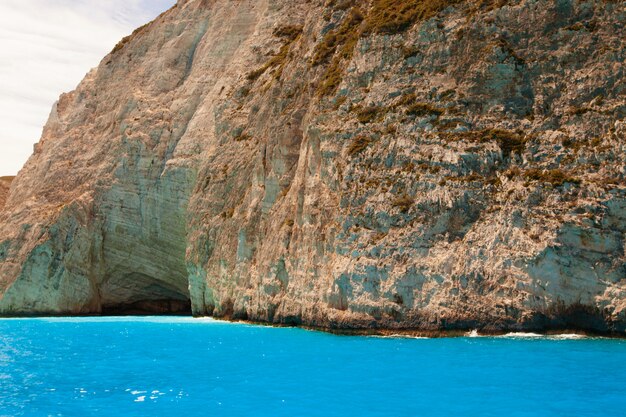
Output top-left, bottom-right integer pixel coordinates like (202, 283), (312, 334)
(1, 311), (625, 339)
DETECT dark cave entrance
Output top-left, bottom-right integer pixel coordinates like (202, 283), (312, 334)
(101, 299), (192, 316)
(98, 271), (192, 316)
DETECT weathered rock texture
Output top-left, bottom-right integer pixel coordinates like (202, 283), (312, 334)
(0, 177), (13, 209)
(1, 0), (625, 333)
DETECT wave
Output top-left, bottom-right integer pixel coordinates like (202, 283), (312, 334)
(500, 332), (544, 338)
(465, 330), (591, 340)
(547, 334), (588, 340)
(367, 334), (430, 340)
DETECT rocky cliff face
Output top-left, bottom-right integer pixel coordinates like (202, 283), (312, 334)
(0, 177), (14, 209)
(0, 0), (625, 334)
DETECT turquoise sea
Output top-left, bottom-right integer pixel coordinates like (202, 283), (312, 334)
(0, 317), (624, 416)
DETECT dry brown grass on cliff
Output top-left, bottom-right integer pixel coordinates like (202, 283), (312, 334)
(314, 0), (508, 97)
(362, 0), (456, 35)
(246, 43), (293, 81)
(561, 136), (600, 154)
(406, 102), (445, 117)
(394, 93), (418, 107)
(347, 135), (374, 156)
(524, 169), (581, 187)
(314, 9), (364, 96)
(393, 93), (445, 117)
(312, 9), (364, 66)
(444, 173), (484, 183)
(391, 194), (414, 212)
(482, 129), (526, 157)
(247, 26), (303, 81)
(273, 25), (304, 41)
(354, 105), (387, 124)
(234, 132), (252, 142)
(446, 129), (527, 158)
(359, 0), (504, 36)
(325, 0), (355, 11)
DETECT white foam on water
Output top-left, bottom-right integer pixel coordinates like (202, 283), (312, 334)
(499, 332), (544, 338)
(367, 334), (430, 340)
(497, 332), (594, 340)
(467, 330), (481, 338)
(134, 396), (145, 402)
(403, 335), (430, 340)
(548, 334), (588, 340)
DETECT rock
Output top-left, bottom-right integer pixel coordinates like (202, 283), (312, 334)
(0, 177), (13, 209)
(0, 0), (625, 334)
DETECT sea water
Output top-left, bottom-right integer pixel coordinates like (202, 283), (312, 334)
(0, 317), (625, 417)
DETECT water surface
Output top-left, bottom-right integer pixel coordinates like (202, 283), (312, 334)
(0, 317), (624, 416)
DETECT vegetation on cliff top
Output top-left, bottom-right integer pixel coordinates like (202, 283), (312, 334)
(110, 4), (177, 55)
(111, 23), (151, 54)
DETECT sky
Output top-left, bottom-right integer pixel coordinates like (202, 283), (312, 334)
(0, 0), (176, 176)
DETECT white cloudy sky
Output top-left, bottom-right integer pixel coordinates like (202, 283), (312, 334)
(0, 0), (176, 176)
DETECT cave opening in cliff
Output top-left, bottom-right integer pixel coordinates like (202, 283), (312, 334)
(99, 272), (192, 316)
(101, 299), (192, 316)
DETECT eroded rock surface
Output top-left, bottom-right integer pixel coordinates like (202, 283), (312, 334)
(0, 0), (625, 333)
(0, 177), (13, 209)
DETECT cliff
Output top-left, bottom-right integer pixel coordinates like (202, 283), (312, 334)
(0, 0), (625, 334)
(0, 177), (14, 209)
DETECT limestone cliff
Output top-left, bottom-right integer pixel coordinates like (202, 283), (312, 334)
(0, 177), (14, 209)
(0, 0), (625, 334)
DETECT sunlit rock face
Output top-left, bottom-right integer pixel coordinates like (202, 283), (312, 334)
(0, 0), (624, 333)
(0, 177), (13, 209)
